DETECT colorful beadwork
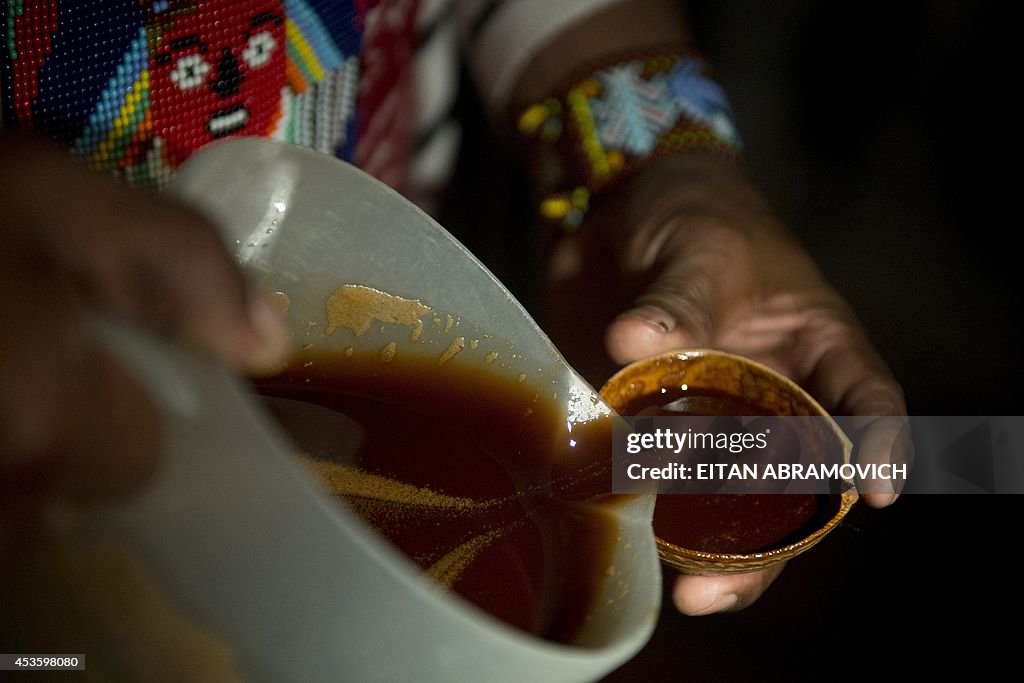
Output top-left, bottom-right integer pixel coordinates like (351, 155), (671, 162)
(0, 0), (409, 190)
(280, 0), (365, 159)
(518, 49), (743, 230)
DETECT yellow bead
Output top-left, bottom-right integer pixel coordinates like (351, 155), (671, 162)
(540, 197), (571, 219)
(518, 104), (549, 135)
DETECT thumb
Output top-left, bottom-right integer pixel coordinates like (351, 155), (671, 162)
(605, 263), (715, 365)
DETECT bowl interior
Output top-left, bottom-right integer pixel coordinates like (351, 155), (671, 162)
(600, 349), (856, 574)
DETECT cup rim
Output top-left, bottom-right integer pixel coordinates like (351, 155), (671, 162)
(599, 348), (858, 571)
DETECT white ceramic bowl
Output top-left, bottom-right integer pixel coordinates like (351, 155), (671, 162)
(86, 140), (661, 682)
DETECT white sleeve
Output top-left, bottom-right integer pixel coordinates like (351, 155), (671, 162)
(454, 0), (625, 112)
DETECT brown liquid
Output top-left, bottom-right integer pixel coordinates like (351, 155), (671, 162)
(617, 389), (841, 555)
(253, 350), (625, 644)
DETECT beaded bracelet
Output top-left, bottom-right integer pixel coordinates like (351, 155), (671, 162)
(517, 48), (743, 230)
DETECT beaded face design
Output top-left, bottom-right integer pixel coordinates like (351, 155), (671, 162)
(149, 0), (286, 166)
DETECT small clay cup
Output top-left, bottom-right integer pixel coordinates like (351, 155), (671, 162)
(599, 349), (857, 574)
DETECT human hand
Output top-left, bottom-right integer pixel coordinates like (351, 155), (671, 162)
(544, 154), (912, 615)
(0, 137), (288, 522)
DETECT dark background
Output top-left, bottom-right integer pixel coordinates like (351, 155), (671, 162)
(442, 2), (1020, 679)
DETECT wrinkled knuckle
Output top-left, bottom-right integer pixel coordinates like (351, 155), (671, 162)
(639, 274), (714, 336)
(804, 308), (860, 346)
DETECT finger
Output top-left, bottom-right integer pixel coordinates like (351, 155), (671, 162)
(603, 210), (762, 366)
(3, 137), (288, 373)
(604, 254), (718, 365)
(850, 415), (914, 508)
(803, 331), (912, 508)
(672, 563), (786, 615)
(71, 206), (291, 374)
(605, 310), (704, 365)
(0, 251), (159, 501)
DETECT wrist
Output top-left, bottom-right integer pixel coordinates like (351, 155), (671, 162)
(597, 154), (761, 243)
(516, 49), (743, 230)
(595, 154), (819, 283)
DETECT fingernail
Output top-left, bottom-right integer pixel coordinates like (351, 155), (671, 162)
(618, 306), (675, 333)
(246, 292), (290, 368)
(694, 593), (738, 616)
(864, 491), (898, 508)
